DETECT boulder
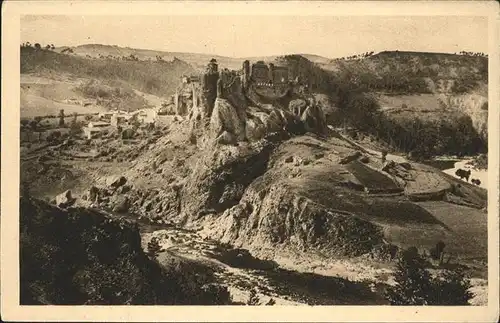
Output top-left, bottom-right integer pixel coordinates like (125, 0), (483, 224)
(88, 186), (100, 202)
(300, 104), (327, 135)
(106, 175), (127, 188)
(112, 196), (129, 213)
(215, 131), (237, 145)
(210, 98), (246, 143)
(55, 190), (76, 208)
(245, 116), (268, 141)
(339, 151), (362, 164)
(288, 99), (307, 116)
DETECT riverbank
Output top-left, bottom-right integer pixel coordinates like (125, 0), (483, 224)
(441, 159), (488, 190)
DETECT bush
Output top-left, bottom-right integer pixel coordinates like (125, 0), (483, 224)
(146, 237), (162, 260)
(246, 289), (260, 305)
(385, 247), (473, 305)
(47, 131), (62, 143)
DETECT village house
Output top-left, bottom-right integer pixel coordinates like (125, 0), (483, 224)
(110, 112), (134, 127)
(83, 121), (112, 139)
(133, 108), (158, 124)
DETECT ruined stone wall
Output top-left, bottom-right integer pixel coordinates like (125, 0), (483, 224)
(202, 72), (219, 118)
(272, 66), (289, 84)
(242, 60), (250, 89)
(251, 62), (270, 83)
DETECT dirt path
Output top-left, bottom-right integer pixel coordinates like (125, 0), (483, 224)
(142, 228), (389, 305)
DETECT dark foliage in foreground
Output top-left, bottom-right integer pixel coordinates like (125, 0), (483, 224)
(20, 196), (230, 305)
(385, 247), (473, 305)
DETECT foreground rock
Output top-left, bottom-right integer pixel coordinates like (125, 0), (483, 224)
(106, 175), (127, 189)
(55, 189), (76, 208)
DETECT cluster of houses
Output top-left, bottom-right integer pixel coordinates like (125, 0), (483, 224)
(82, 108), (158, 139)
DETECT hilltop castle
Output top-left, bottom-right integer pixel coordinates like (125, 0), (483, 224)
(242, 60), (290, 87)
(173, 58), (294, 118)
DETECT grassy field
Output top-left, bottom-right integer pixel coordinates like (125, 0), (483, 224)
(383, 201), (487, 266)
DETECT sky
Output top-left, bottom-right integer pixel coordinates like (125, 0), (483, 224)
(21, 15), (488, 58)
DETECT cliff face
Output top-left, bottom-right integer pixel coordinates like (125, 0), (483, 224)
(20, 196), (230, 305)
(445, 93), (488, 140)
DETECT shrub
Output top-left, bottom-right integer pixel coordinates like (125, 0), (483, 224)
(429, 240), (446, 262)
(385, 247), (473, 305)
(246, 289), (260, 305)
(146, 237), (162, 260)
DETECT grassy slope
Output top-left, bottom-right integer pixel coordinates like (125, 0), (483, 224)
(326, 51), (488, 124)
(21, 47), (198, 117)
(22, 47), (196, 98)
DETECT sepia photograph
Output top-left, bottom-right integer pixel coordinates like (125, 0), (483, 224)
(2, 1), (499, 322)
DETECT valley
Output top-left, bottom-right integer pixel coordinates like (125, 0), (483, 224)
(19, 43), (489, 306)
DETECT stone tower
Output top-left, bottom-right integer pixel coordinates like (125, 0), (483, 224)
(217, 78), (223, 98)
(242, 60), (250, 88)
(202, 58), (220, 117)
(268, 63), (275, 85)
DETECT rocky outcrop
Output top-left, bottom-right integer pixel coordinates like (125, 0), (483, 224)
(300, 104), (328, 135)
(55, 189), (76, 208)
(201, 180), (385, 259)
(209, 98), (247, 143)
(180, 138), (280, 223)
(288, 98), (328, 135)
(105, 175), (127, 189)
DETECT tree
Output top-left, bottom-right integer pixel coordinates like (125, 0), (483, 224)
(385, 247), (473, 305)
(431, 268), (473, 305)
(70, 112), (82, 136)
(385, 247), (434, 305)
(59, 109), (65, 127)
(246, 289), (260, 305)
(146, 237), (162, 260)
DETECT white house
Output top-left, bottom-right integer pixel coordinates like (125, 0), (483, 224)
(83, 121), (112, 139)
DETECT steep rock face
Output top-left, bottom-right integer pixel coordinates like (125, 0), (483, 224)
(180, 138), (279, 223)
(203, 179), (385, 258)
(209, 98), (247, 143)
(300, 104), (328, 135)
(192, 134), (484, 260)
(20, 196), (229, 305)
(288, 98), (328, 135)
(446, 93), (488, 139)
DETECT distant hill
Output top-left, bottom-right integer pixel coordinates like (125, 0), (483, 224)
(21, 46), (196, 99)
(55, 44), (334, 71)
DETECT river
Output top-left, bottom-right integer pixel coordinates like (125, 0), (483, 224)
(350, 138), (488, 190)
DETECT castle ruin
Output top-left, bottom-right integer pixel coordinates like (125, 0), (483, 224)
(242, 60), (289, 87)
(174, 58), (294, 118)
